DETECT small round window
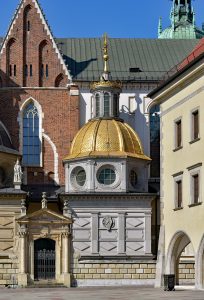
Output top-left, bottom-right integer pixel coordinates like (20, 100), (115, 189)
(130, 170), (138, 188)
(98, 168), (116, 185)
(76, 169), (86, 186)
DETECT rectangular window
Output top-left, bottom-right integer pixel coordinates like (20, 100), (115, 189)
(27, 21), (30, 32)
(193, 174), (199, 204)
(46, 64), (49, 77)
(25, 65), (28, 77)
(9, 65), (12, 77)
(192, 110), (199, 140)
(14, 65), (16, 77)
(176, 180), (182, 208)
(175, 119), (182, 148)
(41, 64), (44, 77)
(30, 65), (32, 77)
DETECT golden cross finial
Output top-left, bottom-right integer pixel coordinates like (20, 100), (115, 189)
(103, 33), (109, 72)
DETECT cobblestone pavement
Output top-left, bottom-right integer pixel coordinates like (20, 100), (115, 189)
(0, 286), (204, 300)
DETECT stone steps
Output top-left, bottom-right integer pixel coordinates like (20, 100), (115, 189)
(27, 281), (66, 288)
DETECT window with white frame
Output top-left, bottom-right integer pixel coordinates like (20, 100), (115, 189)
(173, 172), (183, 209)
(187, 163), (202, 206)
(22, 102), (41, 166)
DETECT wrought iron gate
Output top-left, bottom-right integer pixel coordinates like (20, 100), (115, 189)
(34, 249), (55, 280)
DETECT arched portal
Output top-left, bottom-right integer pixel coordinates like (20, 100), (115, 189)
(34, 238), (55, 280)
(195, 234), (204, 289)
(166, 231), (195, 286)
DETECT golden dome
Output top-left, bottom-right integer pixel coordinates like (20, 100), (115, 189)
(64, 119), (151, 161)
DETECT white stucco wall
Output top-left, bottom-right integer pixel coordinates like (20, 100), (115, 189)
(80, 87), (153, 157)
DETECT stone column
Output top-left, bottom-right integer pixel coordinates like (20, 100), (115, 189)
(120, 162), (126, 191)
(62, 226), (71, 287)
(18, 225), (28, 287)
(30, 240), (34, 281)
(87, 160), (95, 192)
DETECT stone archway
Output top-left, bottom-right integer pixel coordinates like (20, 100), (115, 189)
(195, 234), (204, 289)
(166, 231), (195, 285)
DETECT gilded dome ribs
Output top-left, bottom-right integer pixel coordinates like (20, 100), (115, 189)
(64, 119), (150, 161)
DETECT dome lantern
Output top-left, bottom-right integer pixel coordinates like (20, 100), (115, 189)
(90, 34), (122, 119)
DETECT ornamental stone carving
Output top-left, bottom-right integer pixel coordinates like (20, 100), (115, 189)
(102, 216), (115, 232)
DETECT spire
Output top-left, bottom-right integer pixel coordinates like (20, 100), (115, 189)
(90, 33), (122, 119)
(158, 17), (162, 37)
(103, 33), (109, 73)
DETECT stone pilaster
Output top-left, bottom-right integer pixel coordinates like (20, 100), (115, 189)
(18, 225), (28, 287)
(62, 227), (71, 287)
(91, 213), (99, 254)
(118, 213), (125, 254)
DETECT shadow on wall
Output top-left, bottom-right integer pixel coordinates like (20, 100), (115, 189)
(120, 94), (148, 153)
(79, 93), (87, 127)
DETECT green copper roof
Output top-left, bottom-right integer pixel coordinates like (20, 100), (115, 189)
(158, 0), (204, 39)
(56, 38), (198, 81)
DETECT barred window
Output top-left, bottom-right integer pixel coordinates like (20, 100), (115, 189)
(22, 103), (40, 166)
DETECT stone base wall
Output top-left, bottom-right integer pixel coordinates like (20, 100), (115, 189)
(71, 258), (156, 286)
(178, 262), (195, 284)
(0, 258), (18, 286)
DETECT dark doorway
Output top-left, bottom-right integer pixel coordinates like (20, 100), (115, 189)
(34, 238), (55, 280)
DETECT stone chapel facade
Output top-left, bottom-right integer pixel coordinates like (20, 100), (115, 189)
(0, 0), (202, 288)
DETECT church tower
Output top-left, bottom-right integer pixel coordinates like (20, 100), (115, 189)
(158, 0), (204, 39)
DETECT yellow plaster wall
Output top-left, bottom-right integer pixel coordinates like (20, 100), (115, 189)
(160, 66), (204, 254)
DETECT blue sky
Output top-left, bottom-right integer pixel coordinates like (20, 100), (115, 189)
(1, 0), (204, 38)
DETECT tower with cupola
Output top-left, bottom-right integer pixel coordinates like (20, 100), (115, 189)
(158, 0), (204, 39)
(64, 34), (150, 194)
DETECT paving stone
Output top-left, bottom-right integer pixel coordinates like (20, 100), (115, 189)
(0, 286), (203, 300)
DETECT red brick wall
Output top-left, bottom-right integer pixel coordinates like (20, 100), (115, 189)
(0, 0), (79, 185)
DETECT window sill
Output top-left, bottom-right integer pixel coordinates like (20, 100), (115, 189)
(173, 207), (183, 211)
(188, 202), (202, 208)
(189, 138), (200, 145)
(173, 146), (183, 152)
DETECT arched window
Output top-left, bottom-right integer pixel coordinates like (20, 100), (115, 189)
(22, 103), (40, 166)
(95, 94), (100, 117)
(104, 93), (110, 117)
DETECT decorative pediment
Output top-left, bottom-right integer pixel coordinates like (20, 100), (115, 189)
(17, 208), (72, 225)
